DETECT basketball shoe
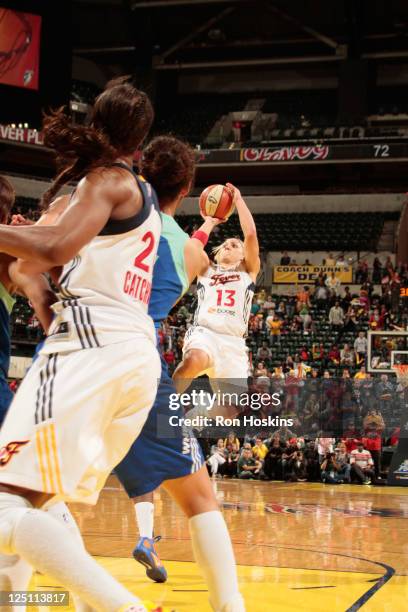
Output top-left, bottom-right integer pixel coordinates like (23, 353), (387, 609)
(133, 536), (168, 583)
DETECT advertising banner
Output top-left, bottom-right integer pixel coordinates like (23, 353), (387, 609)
(273, 264), (353, 284)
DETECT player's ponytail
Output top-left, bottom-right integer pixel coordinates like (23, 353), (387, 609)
(0, 174), (15, 223)
(140, 136), (196, 205)
(41, 76), (154, 210)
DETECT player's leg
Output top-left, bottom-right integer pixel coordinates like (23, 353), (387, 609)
(46, 502), (94, 612)
(0, 341), (161, 611)
(163, 466), (245, 612)
(0, 486), (150, 612)
(173, 348), (211, 393)
(131, 492), (167, 583)
(173, 326), (216, 393)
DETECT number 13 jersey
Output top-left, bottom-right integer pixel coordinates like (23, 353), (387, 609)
(42, 168), (161, 354)
(193, 265), (255, 338)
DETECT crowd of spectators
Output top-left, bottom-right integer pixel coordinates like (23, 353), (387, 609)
(204, 428), (398, 485)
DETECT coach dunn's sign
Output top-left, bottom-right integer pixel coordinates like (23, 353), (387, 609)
(273, 264), (352, 284)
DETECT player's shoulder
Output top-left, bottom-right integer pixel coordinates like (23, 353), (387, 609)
(79, 165), (140, 199)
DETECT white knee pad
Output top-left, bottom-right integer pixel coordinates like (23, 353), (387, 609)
(0, 493), (32, 555)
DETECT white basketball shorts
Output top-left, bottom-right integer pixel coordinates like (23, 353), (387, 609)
(0, 337), (160, 504)
(182, 325), (249, 380)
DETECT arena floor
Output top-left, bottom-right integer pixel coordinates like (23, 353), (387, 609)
(31, 476), (408, 611)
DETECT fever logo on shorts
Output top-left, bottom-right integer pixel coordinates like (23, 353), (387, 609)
(0, 440), (29, 466)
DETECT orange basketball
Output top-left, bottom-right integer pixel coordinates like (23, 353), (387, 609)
(199, 184), (235, 220)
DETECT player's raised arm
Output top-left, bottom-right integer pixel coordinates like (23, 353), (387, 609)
(226, 182), (260, 279)
(185, 215), (224, 282)
(0, 169), (135, 266)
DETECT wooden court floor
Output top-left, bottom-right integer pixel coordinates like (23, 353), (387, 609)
(32, 476), (408, 611)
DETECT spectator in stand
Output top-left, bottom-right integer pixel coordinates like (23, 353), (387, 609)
(314, 279), (329, 309)
(267, 313), (283, 344)
(276, 300), (287, 318)
(273, 425), (297, 443)
(328, 345), (340, 366)
(341, 286), (352, 311)
(303, 393), (320, 432)
(207, 439), (227, 478)
(224, 431), (240, 451)
(263, 437), (284, 480)
(329, 301), (344, 332)
(252, 437), (269, 462)
(354, 331), (367, 365)
(249, 312), (264, 341)
(363, 409), (385, 478)
(237, 448), (262, 479)
(369, 307), (384, 331)
(340, 343), (354, 367)
(336, 254), (346, 267)
(251, 298), (261, 315)
(326, 253), (336, 266)
(390, 274), (401, 313)
(262, 294), (275, 311)
(304, 441), (320, 481)
(299, 303), (313, 334)
(354, 289), (370, 314)
(316, 437), (335, 463)
(372, 257), (382, 284)
(320, 452), (343, 484)
(312, 343), (325, 364)
(281, 438), (298, 478)
(343, 305), (358, 333)
(350, 441), (375, 484)
(385, 255), (394, 275)
(299, 346), (310, 363)
(335, 442), (351, 482)
(296, 286), (311, 311)
(222, 443), (240, 478)
(253, 361), (269, 378)
(285, 450), (307, 482)
(376, 374), (394, 414)
(256, 341), (272, 363)
(280, 251), (291, 265)
(325, 272), (341, 298)
(354, 365), (367, 380)
(355, 260), (369, 284)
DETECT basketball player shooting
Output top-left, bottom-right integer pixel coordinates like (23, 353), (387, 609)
(173, 184), (260, 393)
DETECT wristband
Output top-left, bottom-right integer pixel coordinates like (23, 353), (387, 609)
(191, 230), (209, 246)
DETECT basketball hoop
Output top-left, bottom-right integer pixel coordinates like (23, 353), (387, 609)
(392, 364), (408, 388)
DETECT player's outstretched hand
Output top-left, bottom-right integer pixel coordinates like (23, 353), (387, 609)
(199, 213), (226, 225)
(225, 182), (243, 205)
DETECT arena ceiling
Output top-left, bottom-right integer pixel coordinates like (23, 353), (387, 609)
(72, 0), (408, 73)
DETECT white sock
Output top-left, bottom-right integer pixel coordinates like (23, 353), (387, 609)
(189, 511), (245, 612)
(0, 553), (32, 612)
(0, 493), (145, 612)
(135, 502), (154, 539)
(47, 502), (94, 612)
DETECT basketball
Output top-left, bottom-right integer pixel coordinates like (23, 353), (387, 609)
(199, 184), (235, 220)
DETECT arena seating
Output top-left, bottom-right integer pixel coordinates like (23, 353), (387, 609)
(176, 211), (397, 252)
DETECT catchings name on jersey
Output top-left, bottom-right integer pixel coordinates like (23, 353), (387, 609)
(42, 172), (161, 354)
(194, 265), (255, 337)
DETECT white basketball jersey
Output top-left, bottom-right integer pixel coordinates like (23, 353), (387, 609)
(42, 170), (161, 354)
(193, 265), (255, 337)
